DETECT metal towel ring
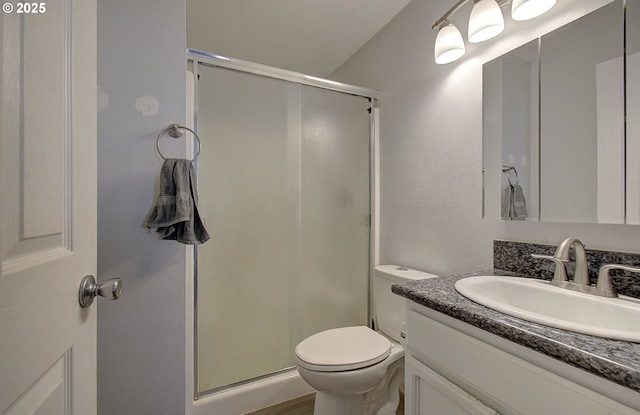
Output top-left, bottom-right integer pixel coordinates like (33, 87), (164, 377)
(501, 165), (518, 186)
(156, 124), (201, 162)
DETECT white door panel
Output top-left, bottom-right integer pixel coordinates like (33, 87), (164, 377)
(1, 1), (97, 414)
(406, 356), (499, 415)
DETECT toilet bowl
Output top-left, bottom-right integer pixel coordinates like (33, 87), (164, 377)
(296, 327), (404, 415)
(295, 265), (439, 415)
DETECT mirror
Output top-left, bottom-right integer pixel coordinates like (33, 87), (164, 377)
(540, 0), (623, 223)
(483, 40), (539, 221)
(482, 0), (636, 224)
(628, 0), (640, 224)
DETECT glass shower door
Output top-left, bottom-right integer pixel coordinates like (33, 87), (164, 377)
(299, 86), (371, 340)
(195, 64), (371, 393)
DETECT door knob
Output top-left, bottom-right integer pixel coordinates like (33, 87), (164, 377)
(78, 275), (123, 308)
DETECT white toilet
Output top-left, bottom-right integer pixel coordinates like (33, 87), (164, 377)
(295, 265), (439, 415)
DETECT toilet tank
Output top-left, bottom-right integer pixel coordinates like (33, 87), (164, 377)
(373, 265), (440, 343)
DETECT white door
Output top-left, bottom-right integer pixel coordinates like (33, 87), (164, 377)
(1, 1), (98, 414)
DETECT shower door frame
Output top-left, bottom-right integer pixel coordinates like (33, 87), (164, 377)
(187, 48), (380, 399)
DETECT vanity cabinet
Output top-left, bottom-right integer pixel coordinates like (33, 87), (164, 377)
(405, 304), (640, 415)
(405, 355), (498, 415)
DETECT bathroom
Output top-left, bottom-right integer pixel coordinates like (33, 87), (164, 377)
(98, 0), (640, 412)
(2, 0), (639, 414)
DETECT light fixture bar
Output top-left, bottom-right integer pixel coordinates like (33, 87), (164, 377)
(432, 0), (471, 29)
(432, 0), (553, 64)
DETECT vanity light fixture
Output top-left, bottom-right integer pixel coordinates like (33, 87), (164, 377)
(432, 0), (556, 64)
(434, 21), (466, 64)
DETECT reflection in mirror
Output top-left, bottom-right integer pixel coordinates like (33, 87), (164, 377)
(483, 0), (634, 224)
(539, 0), (623, 223)
(483, 40), (539, 221)
(628, 0), (640, 224)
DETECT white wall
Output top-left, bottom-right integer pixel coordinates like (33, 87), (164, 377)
(97, 0), (187, 414)
(331, 0), (640, 277)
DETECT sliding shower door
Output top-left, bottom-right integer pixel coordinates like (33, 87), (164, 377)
(195, 63), (371, 393)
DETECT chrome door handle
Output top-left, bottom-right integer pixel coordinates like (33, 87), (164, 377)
(78, 275), (122, 308)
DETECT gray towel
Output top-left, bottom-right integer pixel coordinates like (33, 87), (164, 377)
(512, 183), (527, 219)
(502, 185), (512, 219)
(502, 184), (527, 220)
(144, 158), (210, 244)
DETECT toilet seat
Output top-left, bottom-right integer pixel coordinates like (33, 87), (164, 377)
(295, 326), (391, 372)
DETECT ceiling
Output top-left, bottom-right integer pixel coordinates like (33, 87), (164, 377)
(186, 0), (413, 77)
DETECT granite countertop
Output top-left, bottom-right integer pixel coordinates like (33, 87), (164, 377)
(392, 269), (640, 393)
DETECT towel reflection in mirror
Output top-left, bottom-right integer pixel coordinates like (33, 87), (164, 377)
(502, 165), (527, 220)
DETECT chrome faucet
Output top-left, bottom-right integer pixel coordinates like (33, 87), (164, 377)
(552, 237), (590, 286)
(532, 237), (591, 293)
(533, 237), (640, 298)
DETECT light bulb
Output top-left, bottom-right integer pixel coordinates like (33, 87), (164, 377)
(468, 0), (505, 43)
(512, 0), (556, 21)
(434, 22), (465, 64)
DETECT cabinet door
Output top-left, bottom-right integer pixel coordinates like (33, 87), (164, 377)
(405, 356), (499, 415)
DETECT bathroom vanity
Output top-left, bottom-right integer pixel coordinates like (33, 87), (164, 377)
(393, 271), (640, 415)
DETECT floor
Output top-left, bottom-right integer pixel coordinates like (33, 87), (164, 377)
(245, 393), (405, 415)
(245, 394), (315, 415)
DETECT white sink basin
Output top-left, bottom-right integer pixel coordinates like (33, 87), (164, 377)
(454, 276), (640, 342)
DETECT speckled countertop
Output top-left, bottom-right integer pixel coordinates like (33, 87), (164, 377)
(392, 270), (640, 394)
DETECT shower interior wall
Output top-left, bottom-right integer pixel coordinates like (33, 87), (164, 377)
(193, 63), (373, 392)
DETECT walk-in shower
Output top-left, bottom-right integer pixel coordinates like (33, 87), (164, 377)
(188, 50), (378, 408)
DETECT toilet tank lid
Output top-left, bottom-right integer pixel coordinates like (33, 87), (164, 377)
(374, 265), (440, 283)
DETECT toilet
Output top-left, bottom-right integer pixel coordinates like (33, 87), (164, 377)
(295, 265), (439, 415)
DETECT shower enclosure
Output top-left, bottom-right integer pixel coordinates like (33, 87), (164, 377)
(188, 50), (378, 398)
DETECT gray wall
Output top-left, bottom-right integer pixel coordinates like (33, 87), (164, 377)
(332, 0), (640, 277)
(97, 0), (187, 414)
